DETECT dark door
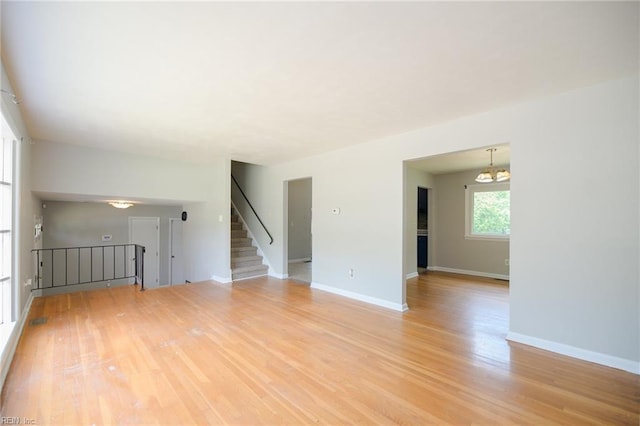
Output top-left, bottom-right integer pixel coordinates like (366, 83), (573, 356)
(417, 187), (428, 268)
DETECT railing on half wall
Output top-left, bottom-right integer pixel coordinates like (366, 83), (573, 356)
(32, 243), (146, 291)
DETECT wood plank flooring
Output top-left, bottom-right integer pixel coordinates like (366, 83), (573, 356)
(1, 272), (638, 424)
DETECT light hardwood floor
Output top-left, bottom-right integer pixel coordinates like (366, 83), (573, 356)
(1, 272), (638, 424)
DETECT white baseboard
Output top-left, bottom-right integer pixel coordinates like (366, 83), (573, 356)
(405, 272), (419, 280)
(506, 331), (640, 375)
(428, 266), (509, 281)
(211, 275), (232, 284)
(1, 292), (35, 391)
(270, 271), (288, 279)
(310, 282), (408, 312)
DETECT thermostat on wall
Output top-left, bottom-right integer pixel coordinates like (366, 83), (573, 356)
(102, 235), (112, 242)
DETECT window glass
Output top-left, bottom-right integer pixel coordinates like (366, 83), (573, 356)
(1, 114), (16, 327)
(465, 183), (510, 240)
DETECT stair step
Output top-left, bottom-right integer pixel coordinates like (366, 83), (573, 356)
(232, 258), (263, 268)
(231, 255), (263, 267)
(231, 238), (252, 247)
(231, 229), (247, 239)
(231, 245), (257, 254)
(232, 264), (268, 280)
(229, 205), (267, 281)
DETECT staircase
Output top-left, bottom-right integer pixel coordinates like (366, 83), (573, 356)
(231, 208), (269, 280)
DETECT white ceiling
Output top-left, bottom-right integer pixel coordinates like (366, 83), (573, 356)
(1, 1), (638, 167)
(408, 144), (511, 175)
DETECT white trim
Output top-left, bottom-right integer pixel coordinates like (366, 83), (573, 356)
(465, 182), (510, 241)
(168, 218), (182, 286)
(129, 216), (161, 287)
(428, 266), (509, 281)
(1, 291), (34, 391)
(406, 272), (419, 280)
(464, 234), (510, 242)
(506, 332), (640, 375)
(310, 282), (409, 312)
(270, 272), (288, 279)
(211, 275), (232, 284)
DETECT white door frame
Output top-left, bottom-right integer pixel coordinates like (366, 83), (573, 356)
(129, 217), (160, 287)
(283, 177), (313, 280)
(169, 218), (184, 285)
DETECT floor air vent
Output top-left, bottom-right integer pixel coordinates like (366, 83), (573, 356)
(29, 317), (48, 326)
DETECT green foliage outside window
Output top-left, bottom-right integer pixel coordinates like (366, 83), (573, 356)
(473, 190), (510, 235)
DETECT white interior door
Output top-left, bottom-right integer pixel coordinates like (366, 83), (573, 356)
(129, 217), (160, 288)
(169, 218), (184, 285)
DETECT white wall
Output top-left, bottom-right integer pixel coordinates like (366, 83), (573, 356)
(507, 78), (639, 371)
(233, 150), (406, 311)
(31, 141), (232, 283)
(232, 77), (639, 371)
(182, 159), (231, 283)
(32, 141), (216, 203)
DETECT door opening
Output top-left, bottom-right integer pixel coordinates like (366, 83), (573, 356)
(285, 177), (312, 283)
(417, 187), (429, 270)
(129, 217), (160, 288)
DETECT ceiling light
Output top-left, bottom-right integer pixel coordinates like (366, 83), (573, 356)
(475, 148), (510, 183)
(109, 201), (134, 209)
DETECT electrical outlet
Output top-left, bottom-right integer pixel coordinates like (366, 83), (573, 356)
(349, 268), (354, 278)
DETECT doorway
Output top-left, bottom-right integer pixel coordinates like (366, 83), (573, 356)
(169, 218), (184, 285)
(286, 178), (312, 283)
(417, 187), (429, 271)
(129, 217), (160, 288)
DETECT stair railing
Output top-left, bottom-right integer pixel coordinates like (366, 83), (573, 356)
(32, 243), (146, 291)
(231, 174), (274, 245)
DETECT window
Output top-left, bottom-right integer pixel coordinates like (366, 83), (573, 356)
(1, 114), (16, 330)
(465, 183), (510, 240)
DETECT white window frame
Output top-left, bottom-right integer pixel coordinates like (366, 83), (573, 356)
(465, 182), (510, 241)
(0, 112), (17, 349)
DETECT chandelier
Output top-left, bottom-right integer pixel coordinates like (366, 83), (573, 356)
(475, 148), (511, 183)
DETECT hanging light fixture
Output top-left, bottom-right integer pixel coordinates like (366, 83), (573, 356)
(475, 148), (511, 183)
(108, 201), (134, 209)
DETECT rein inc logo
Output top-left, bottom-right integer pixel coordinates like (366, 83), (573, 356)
(1, 418), (35, 425)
